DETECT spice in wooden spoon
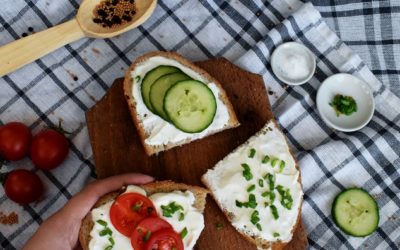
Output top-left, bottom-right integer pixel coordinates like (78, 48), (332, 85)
(93, 0), (137, 28)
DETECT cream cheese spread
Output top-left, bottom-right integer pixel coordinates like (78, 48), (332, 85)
(204, 121), (303, 243)
(89, 186), (204, 250)
(131, 56), (230, 146)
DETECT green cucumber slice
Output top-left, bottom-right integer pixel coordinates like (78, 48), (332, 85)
(164, 80), (217, 133)
(141, 66), (180, 111)
(332, 188), (379, 237)
(149, 72), (191, 120)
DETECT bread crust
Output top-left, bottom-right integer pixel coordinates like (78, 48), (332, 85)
(201, 121), (303, 250)
(79, 181), (209, 250)
(123, 51), (240, 155)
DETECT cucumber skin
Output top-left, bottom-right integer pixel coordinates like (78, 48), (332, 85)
(140, 66), (180, 112)
(163, 80), (217, 133)
(331, 187), (379, 237)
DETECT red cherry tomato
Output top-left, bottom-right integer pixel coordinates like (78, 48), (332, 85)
(131, 217), (173, 250)
(30, 129), (69, 170)
(0, 122), (32, 161)
(144, 228), (184, 250)
(110, 193), (157, 236)
(3, 169), (43, 205)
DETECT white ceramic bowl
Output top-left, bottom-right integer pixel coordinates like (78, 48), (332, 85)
(316, 73), (375, 132)
(270, 42), (316, 85)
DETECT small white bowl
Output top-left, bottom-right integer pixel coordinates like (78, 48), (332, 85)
(270, 42), (316, 85)
(316, 73), (375, 132)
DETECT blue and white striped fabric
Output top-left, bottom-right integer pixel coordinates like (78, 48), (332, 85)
(0, 1), (399, 249)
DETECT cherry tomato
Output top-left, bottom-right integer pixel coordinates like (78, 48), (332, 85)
(0, 122), (32, 161)
(110, 193), (157, 236)
(144, 228), (184, 250)
(30, 129), (69, 170)
(3, 169), (43, 205)
(131, 217), (173, 250)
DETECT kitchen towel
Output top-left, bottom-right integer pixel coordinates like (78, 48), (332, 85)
(0, 0), (399, 249)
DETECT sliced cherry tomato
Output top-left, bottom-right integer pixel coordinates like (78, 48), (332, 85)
(110, 193), (157, 236)
(3, 169), (43, 205)
(0, 122), (32, 161)
(131, 217), (173, 250)
(144, 228), (184, 250)
(30, 129), (69, 170)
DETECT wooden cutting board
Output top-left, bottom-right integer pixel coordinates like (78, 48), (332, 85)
(86, 58), (308, 250)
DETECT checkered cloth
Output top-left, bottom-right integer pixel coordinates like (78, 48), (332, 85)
(0, 0), (399, 249)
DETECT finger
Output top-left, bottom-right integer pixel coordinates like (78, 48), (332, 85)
(63, 173), (154, 217)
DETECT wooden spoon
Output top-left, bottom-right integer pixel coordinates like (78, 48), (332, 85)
(0, 0), (157, 77)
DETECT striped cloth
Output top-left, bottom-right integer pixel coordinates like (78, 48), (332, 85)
(0, 0), (399, 249)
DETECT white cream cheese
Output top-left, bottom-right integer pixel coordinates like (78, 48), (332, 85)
(204, 121), (303, 243)
(89, 186), (204, 250)
(131, 56), (231, 146)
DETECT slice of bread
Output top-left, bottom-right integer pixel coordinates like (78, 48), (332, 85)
(123, 51), (240, 155)
(202, 121), (303, 250)
(79, 181), (208, 250)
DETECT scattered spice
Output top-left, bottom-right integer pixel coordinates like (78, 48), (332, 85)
(0, 211), (19, 225)
(28, 27), (34, 32)
(22, 33), (28, 37)
(93, 0), (137, 28)
(92, 48), (101, 54)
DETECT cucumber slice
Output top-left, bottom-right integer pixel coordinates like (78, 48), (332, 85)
(164, 80), (217, 133)
(141, 66), (180, 111)
(149, 72), (191, 120)
(332, 188), (379, 237)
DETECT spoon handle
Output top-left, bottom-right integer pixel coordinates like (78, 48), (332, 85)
(0, 19), (85, 77)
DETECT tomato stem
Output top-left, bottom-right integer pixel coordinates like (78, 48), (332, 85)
(50, 120), (72, 136)
(0, 172), (8, 186)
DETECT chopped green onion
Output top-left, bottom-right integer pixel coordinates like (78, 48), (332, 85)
(180, 227), (188, 239)
(256, 223), (262, 231)
(329, 94), (357, 116)
(104, 245), (113, 250)
(241, 163), (253, 181)
(247, 184), (256, 192)
(179, 212), (185, 221)
(248, 194), (257, 208)
(250, 210), (260, 225)
(263, 173), (275, 190)
(258, 179), (264, 187)
(132, 203), (142, 212)
(161, 202), (184, 217)
(99, 228), (112, 236)
(235, 200), (244, 208)
(215, 222), (224, 230)
(108, 237), (115, 245)
(279, 160), (286, 172)
(96, 219), (107, 227)
(135, 75), (141, 83)
(270, 205), (279, 220)
(144, 231), (152, 242)
(249, 148), (256, 158)
(276, 185), (293, 210)
(273, 232), (280, 237)
(271, 158), (278, 167)
(262, 155), (270, 164)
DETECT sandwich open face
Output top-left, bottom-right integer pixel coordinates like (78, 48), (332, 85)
(123, 51), (239, 155)
(79, 181), (208, 250)
(202, 121), (304, 249)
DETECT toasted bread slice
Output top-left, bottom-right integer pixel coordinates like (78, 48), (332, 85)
(79, 181), (208, 250)
(202, 121), (303, 250)
(123, 51), (239, 155)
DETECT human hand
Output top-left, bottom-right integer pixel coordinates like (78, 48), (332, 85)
(23, 173), (154, 250)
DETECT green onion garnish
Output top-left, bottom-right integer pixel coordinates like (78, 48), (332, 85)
(161, 202), (184, 218)
(256, 223), (262, 231)
(235, 194), (257, 208)
(262, 155), (270, 164)
(263, 173), (275, 190)
(276, 185), (293, 210)
(250, 210), (260, 225)
(329, 94), (357, 116)
(144, 231), (152, 242)
(249, 148), (256, 158)
(99, 228), (112, 236)
(96, 219), (107, 227)
(104, 245), (113, 250)
(258, 179), (264, 187)
(271, 158), (278, 167)
(273, 232), (280, 237)
(132, 203), (142, 212)
(180, 227), (188, 239)
(179, 212), (185, 221)
(108, 237), (115, 245)
(135, 75), (141, 83)
(241, 163), (253, 181)
(247, 184), (256, 192)
(279, 160), (286, 172)
(270, 205), (279, 220)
